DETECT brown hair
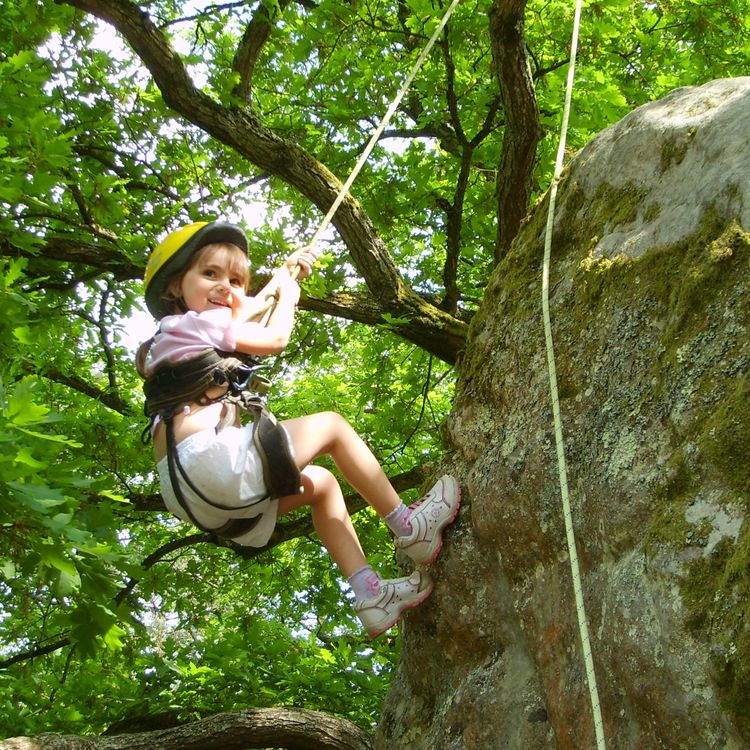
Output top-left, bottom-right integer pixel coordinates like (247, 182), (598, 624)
(135, 338), (153, 379)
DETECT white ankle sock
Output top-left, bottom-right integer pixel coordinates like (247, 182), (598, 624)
(384, 502), (413, 537)
(348, 565), (382, 601)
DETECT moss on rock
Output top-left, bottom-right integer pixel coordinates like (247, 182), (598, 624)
(553, 201), (750, 732)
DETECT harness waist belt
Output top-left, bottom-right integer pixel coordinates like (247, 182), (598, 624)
(143, 350), (302, 541)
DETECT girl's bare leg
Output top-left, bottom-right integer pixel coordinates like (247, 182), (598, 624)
(277, 465), (367, 578)
(281, 412), (402, 518)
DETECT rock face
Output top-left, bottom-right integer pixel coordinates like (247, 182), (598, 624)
(376, 78), (750, 750)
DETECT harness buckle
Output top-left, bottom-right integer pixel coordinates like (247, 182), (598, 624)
(215, 362), (272, 396)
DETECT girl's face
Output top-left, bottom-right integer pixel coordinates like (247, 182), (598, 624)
(171, 243), (249, 314)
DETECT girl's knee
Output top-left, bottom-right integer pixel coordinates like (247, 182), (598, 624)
(317, 410), (350, 431)
(278, 466), (339, 516)
(303, 464), (340, 500)
(322, 410), (358, 442)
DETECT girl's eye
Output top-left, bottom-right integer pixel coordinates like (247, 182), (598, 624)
(203, 269), (217, 278)
(230, 278), (243, 287)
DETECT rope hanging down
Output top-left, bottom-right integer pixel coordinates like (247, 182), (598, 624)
(254, 0), (461, 321)
(541, 1), (607, 749)
(306, 0), (462, 250)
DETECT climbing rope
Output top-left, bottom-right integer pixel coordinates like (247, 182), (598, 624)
(306, 0), (462, 249)
(255, 0), (461, 321)
(541, 1), (607, 749)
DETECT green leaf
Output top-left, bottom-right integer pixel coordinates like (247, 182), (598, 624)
(5, 389), (50, 425)
(40, 546), (78, 576)
(13, 446), (45, 468)
(8, 481), (67, 509)
(0, 560), (16, 579)
(13, 326), (34, 344)
(3, 258), (27, 287)
(98, 490), (131, 504)
(13, 426), (83, 447)
(380, 312), (411, 328)
(55, 567), (82, 597)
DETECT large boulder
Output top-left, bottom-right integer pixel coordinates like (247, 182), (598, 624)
(377, 77), (750, 749)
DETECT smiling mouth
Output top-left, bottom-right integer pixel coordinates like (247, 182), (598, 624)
(208, 298), (231, 308)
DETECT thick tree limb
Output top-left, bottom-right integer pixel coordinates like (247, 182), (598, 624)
(57, 0), (467, 363)
(231, 0), (293, 102)
(0, 707), (372, 750)
(489, 0), (542, 262)
(0, 234), (140, 281)
(303, 291), (469, 358)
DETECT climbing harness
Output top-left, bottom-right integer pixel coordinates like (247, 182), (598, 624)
(142, 350), (301, 541)
(541, 0), (606, 748)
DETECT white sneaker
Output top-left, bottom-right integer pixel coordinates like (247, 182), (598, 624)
(394, 475), (461, 565)
(353, 570), (434, 638)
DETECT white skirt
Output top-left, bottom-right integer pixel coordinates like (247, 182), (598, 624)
(157, 424), (281, 547)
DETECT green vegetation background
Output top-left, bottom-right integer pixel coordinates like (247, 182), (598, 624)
(0, 0), (747, 737)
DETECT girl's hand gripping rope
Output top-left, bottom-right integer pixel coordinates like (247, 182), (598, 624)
(283, 246), (318, 280)
(239, 246), (317, 323)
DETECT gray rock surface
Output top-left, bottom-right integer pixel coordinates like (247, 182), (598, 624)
(377, 77), (750, 750)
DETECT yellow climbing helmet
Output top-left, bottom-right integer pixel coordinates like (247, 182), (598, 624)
(144, 221), (248, 319)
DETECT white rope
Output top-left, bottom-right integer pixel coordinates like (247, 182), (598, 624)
(257, 0), (461, 320)
(540, 1), (607, 749)
(306, 0), (462, 249)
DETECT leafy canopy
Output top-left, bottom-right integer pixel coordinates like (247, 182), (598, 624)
(0, 0), (747, 739)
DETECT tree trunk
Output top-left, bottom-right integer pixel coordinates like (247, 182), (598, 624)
(488, 0), (543, 263)
(376, 77), (750, 749)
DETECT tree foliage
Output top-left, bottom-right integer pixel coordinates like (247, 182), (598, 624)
(0, 0), (746, 743)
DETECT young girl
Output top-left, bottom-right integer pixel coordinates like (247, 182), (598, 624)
(139, 220), (460, 637)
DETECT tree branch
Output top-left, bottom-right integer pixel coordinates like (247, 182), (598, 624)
(0, 233), (140, 281)
(437, 34), (467, 313)
(488, 0), (542, 262)
(231, 0), (293, 103)
(21, 362), (134, 416)
(97, 285), (118, 392)
(57, 0), (468, 363)
(436, 33), (503, 313)
(0, 707), (372, 750)
(303, 292), (468, 363)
